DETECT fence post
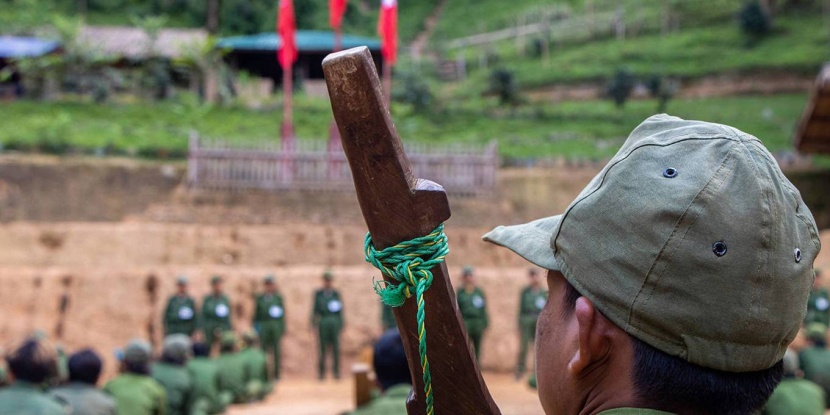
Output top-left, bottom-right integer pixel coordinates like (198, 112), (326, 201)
(187, 131), (199, 186)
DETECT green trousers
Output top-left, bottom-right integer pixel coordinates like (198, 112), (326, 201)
(516, 318), (537, 375)
(465, 319), (486, 362)
(202, 323), (227, 351)
(318, 319), (341, 379)
(260, 323), (284, 380)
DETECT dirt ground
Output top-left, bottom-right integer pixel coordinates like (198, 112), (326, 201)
(226, 373), (543, 415)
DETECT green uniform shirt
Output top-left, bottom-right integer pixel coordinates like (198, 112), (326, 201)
(0, 382), (67, 415)
(50, 382), (116, 415)
(163, 295), (197, 336)
(457, 286), (488, 331)
(806, 288), (830, 326)
(253, 293), (285, 330)
(518, 286), (547, 324)
(104, 373), (167, 415)
(311, 289), (344, 327)
(201, 294), (232, 331)
(350, 384), (411, 415)
(216, 352), (250, 403)
(799, 346), (830, 401)
(238, 347), (268, 383)
(151, 363), (192, 415)
(186, 357), (224, 414)
(763, 377), (826, 415)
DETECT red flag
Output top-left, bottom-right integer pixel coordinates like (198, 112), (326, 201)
(378, 0), (397, 66)
(329, 0), (348, 30)
(277, 0), (298, 69)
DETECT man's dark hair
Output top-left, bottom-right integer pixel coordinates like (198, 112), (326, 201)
(560, 281), (783, 415)
(5, 338), (57, 384)
(67, 349), (103, 385)
(192, 342), (210, 357)
(373, 329), (411, 391)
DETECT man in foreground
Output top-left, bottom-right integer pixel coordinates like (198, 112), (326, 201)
(50, 348), (116, 415)
(483, 115), (820, 414)
(187, 342), (226, 415)
(350, 329), (411, 415)
(151, 334), (194, 415)
(0, 335), (66, 415)
(104, 339), (166, 415)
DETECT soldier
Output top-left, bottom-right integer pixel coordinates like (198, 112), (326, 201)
(151, 334), (194, 415)
(763, 348), (825, 415)
(311, 270), (344, 380)
(49, 348), (116, 415)
(0, 335), (66, 415)
(187, 342), (226, 415)
(350, 329), (411, 415)
(482, 115), (820, 414)
(799, 323), (830, 404)
(216, 332), (250, 404)
(201, 275), (232, 351)
(104, 339), (166, 415)
(456, 266), (488, 361)
(516, 268), (547, 380)
(238, 331), (272, 401)
(163, 276), (198, 337)
(806, 269), (830, 326)
(252, 274), (285, 380)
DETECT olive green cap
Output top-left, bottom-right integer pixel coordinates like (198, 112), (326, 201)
(323, 270), (333, 280)
(806, 322), (827, 343)
(220, 331), (238, 347)
(122, 339), (152, 364)
(162, 334), (192, 361)
(263, 274), (275, 284)
(462, 266), (474, 276)
(176, 276), (188, 285)
(210, 275), (222, 284)
(483, 114), (821, 373)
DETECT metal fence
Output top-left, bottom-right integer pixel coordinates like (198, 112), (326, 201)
(187, 133), (498, 197)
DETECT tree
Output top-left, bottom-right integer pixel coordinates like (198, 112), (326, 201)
(739, 0), (772, 42)
(606, 69), (635, 109)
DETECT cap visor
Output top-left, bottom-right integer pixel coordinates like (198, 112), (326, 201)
(482, 215), (562, 271)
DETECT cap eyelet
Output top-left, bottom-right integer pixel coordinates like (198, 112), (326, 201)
(712, 241), (727, 257)
(663, 168), (678, 178)
(795, 248), (802, 263)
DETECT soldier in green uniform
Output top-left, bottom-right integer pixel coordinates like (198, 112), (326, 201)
(350, 329), (410, 415)
(201, 275), (232, 351)
(799, 323), (830, 405)
(187, 342), (226, 415)
(763, 348), (826, 415)
(163, 277), (198, 337)
(104, 339), (166, 415)
(216, 332), (250, 404)
(239, 331), (272, 401)
(311, 270), (344, 380)
(0, 336), (67, 415)
(252, 275), (285, 380)
(806, 269), (830, 326)
(516, 268), (547, 380)
(49, 349), (116, 415)
(151, 334), (194, 415)
(456, 266), (488, 361)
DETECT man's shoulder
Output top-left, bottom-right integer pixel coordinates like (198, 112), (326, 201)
(51, 383), (116, 407)
(0, 386), (67, 414)
(597, 408), (676, 415)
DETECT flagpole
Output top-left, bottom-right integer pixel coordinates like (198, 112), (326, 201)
(282, 62), (294, 141)
(382, 60), (392, 108)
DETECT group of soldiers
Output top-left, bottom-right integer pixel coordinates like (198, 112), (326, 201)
(0, 329), (272, 415)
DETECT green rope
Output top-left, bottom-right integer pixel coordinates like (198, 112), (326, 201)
(364, 224), (449, 415)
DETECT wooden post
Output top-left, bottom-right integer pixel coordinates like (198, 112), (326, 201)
(323, 46), (501, 415)
(353, 363), (374, 408)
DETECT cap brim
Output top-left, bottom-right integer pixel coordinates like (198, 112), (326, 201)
(482, 215), (562, 271)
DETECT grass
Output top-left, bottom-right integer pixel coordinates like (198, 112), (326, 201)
(0, 92), (810, 162)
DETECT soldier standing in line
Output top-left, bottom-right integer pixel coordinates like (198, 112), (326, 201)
(164, 276), (198, 337)
(806, 269), (830, 326)
(456, 266), (488, 362)
(201, 275), (232, 351)
(516, 268), (547, 380)
(0, 336), (67, 415)
(252, 275), (285, 380)
(311, 270), (344, 380)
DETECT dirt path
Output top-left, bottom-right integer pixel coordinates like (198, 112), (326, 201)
(409, 0), (447, 61)
(227, 373), (543, 415)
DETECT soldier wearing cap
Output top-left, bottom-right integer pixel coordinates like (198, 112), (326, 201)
(456, 266), (488, 361)
(516, 268), (547, 380)
(0, 335), (67, 415)
(238, 331), (272, 401)
(104, 339), (166, 415)
(806, 269), (830, 326)
(483, 115), (820, 414)
(186, 342), (226, 415)
(762, 348), (825, 415)
(311, 270), (344, 380)
(163, 276), (198, 337)
(252, 274), (285, 380)
(216, 332), (250, 404)
(49, 348), (116, 415)
(350, 329), (411, 415)
(799, 323), (830, 405)
(151, 334), (194, 415)
(201, 275), (232, 351)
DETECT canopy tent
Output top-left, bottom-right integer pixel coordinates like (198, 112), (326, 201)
(0, 36), (60, 58)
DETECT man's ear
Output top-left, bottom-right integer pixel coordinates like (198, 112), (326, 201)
(567, 296), (613, 377)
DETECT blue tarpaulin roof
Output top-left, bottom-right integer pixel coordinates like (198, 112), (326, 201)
(0, 36), (59, 58)
(217, 30), (380, 52)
